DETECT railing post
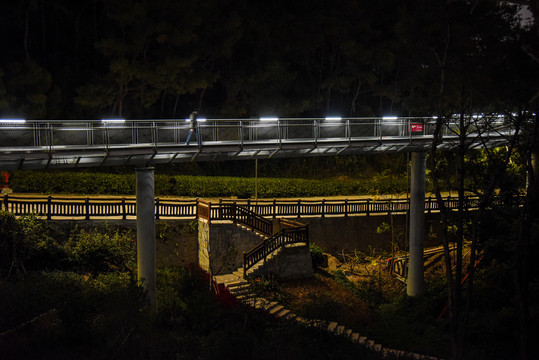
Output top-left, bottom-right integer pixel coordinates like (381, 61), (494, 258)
(243, 252), (247, 278)
(233, 201), (237, 223)
(273, 198), (276, 218)
(366, 199), (370, 216)
(155, 197), (160, 220)
(321, 199), (325, 218)
(208, 202), (212, 224)
(3, 194), (8, 212)
(196, 198), (199, 219)
(47, 195), (52, 220)
(85, 197), (90, 220)
(122, 197), (126, 220)
(344, 199), (348, 217)
(297, 199), (301, 218)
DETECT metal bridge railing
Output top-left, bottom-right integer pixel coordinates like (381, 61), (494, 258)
(0, 116), (513, 150)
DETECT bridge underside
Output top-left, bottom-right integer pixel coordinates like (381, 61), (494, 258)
(0, 135), (507, 170)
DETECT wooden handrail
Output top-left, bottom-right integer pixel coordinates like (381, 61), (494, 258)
(2, 194), (525, 220)
(243, 224), (309, 277)
(198, 201), (273, 235)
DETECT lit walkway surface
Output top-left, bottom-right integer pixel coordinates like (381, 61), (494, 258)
(0, 116), (513, 169)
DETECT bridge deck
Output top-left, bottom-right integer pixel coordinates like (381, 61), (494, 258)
(0, 117), (513, 169)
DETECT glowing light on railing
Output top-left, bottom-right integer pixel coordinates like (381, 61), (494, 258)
(325, 117), (342, 121)
(260, 117), (279, 121)
(101, 119), (125, 123)
(432, 116), (438, 119)
(197, 118), (207, 122)
(383, 116), (398, 120)
(0, 119), (25, 123)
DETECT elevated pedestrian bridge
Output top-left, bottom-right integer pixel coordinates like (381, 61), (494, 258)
(0, 116), (512, 170)
(0, 115), (516, 299)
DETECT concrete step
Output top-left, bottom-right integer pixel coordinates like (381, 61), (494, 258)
(228, 284), (250, 292)
(232, 270), (245, 278)
(214, 273), (243, 285)
(344, 329), (352, 338)
(274, 309), (291, 318)
(261, 301), (279, 311)
(236, 293), (257, 301)
(284, 312), (296, 320)
(227, 283), (250, 292)
(327, 321), (338, 333)
(350, 333), (359, 343)
(268, 305), (284, 315)
(335, 325), (345, 335)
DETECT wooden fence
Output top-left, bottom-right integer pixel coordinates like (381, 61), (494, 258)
(0, 194), (523, 220)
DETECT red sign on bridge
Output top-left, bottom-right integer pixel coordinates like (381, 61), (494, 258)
(410, 123), (423, 133)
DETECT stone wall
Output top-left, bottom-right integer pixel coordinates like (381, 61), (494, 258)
(197, 220), (264, 275)
(251, 245), (314, 280)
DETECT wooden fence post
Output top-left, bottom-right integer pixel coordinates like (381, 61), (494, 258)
(85, 197), (90, 220)
(47, 195), (52, 220)
(122, 197), (126, 220)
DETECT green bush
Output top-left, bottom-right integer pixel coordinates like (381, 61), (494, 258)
(66, 228), (136, 274)
(309, 243), (325, 268)
(0, 211), (21, 275)
(17, 214), (68, 271)
(10, 170), (410, 197)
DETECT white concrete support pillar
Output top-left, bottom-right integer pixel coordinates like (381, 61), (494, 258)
(407, 152), (426, 296)
(136, 167), (156, 310)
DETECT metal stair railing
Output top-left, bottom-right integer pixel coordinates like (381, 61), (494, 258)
(243, 224), (309, 278)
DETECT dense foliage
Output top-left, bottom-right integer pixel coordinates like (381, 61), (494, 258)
(0, 212), (381, 359)
(0, 211), (136, 275)
(10, 169), (412, 197)
(0, 1), (536, 119)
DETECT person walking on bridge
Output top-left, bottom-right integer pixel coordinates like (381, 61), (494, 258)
(185, 109), (199, 146)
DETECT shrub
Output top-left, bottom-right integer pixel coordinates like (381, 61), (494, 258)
(10, 170), (410, 197)
(66, 228), (136, 274)
(0, 210), (22, 275)
(309, 243), (326, 268)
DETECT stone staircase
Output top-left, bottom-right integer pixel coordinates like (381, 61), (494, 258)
(214, 271), (444, 360)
